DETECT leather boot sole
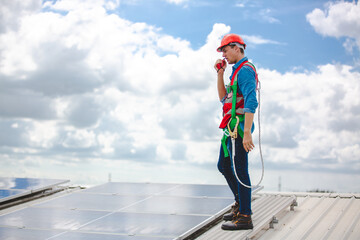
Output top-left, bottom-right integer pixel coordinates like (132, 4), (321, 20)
(223, 212), (234, 221)
(221, 221), (253, 230)
(221, 214), (254, 231)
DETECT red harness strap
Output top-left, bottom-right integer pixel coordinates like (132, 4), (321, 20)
(219, 61), (258, 129)
(230, 61), (248, 85)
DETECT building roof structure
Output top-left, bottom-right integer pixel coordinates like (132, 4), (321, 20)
(0, 178), (359, 240)
(195, 192), (360, 240)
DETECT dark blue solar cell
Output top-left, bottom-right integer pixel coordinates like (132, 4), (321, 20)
(35, 192), (146, 211)
(0, 227), (64, 240)
(160, 184), (234, 198)
(123, 195), (233, 215)
(82, 182), (179, 195)
(79, 212), (208, 237)
(0, 189), (26, 199)
(0, 207), (108, 230)
(53, 231), (173, 240)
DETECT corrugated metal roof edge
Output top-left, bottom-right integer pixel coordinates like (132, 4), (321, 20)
(258, 191), (360, 199)
(193, 191), (360, 240)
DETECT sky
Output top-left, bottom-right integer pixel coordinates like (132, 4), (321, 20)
(0, 0), (359, 193)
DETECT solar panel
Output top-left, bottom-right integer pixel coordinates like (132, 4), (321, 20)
(0, 227), (64, 240)
(35, 193), (146, 211)
(123, 195), (234, 215)
(81, 182), (180, 195)
(0, 227), (172, 240)
(0, 177), (69, 203)
(0, 182), (261, 239)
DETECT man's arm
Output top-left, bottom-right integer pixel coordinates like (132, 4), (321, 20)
(243, 112), (255, 152)
(238, 67), (258, 152)
(214, 59), (227, 101)
(217, 69), (226, 101)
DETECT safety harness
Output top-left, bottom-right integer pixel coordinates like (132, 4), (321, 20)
(220, 60), (258, 158)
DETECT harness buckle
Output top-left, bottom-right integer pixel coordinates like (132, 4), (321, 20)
(227, 116), (240, 139)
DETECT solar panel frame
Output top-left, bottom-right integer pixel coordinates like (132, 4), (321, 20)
(50, 231), (174, 240)
(0, 177), (70, 203)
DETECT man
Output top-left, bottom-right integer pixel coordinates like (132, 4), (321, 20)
(214, 33), (258, 230)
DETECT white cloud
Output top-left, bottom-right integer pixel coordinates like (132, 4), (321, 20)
(209, 24), (282, 48)
(104, 0), (121, 10)
(259, 63), (360, 172)
(259, 8), (280, 24)
(27, 121), (58, 148)
(44, 0), (107, 11)
(156, 35), (191, 53)
(242, 35), (282, 46)
(343, 38), (358, 54)
(0, 0), (41, 33)
(63, 129), (97, 149)
(235, 0), (260, 9)
(164, 0), (189, 5)
(306, 1), (360, 52)
(97, 131), (119, 154)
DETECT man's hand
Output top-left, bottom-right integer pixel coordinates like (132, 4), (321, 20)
(215, 59), (227, 101)
(214, 59), (227, 73)
(243, 112), (255, 152)
(243, 130), (255, 152)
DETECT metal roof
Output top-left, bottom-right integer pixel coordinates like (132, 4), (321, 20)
(194, 192), (360, 240)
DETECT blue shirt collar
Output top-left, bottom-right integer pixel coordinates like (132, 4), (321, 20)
(232, 57), (248, 72)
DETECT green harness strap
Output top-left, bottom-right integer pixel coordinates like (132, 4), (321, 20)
(221, 76), (244, 157)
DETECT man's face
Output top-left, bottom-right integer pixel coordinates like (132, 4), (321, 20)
(222, 45), (238, 64)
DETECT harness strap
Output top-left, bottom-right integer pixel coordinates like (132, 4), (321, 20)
(230, 61), (248, 85)
(231, 80), (238, 118)
(221, 60), (258, 157)
(221, 129), (230, 157)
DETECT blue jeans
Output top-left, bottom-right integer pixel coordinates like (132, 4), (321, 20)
(217, 135), (252, 215)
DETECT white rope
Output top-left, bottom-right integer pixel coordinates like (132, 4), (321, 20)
(231, 81), (264, 189)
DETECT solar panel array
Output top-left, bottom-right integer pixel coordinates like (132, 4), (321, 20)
(0, 182), (261, 240)
(0, 177), (69, 203)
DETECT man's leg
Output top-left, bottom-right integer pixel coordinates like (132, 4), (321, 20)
(222, 136), (253, 230)
(217, 144), (239, 202)
(234, 136), (252, 215)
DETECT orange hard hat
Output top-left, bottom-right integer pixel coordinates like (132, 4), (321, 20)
(217, 33), (246, 52)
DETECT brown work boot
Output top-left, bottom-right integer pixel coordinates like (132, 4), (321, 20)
(221, 212), (253, 230)
(223, 202), (239, 221)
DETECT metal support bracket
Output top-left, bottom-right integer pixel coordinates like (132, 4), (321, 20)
(290, 199), (298, 211)
(269, 216), (279, 229)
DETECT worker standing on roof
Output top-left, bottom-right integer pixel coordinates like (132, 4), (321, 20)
(214, 33), (258, 230)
